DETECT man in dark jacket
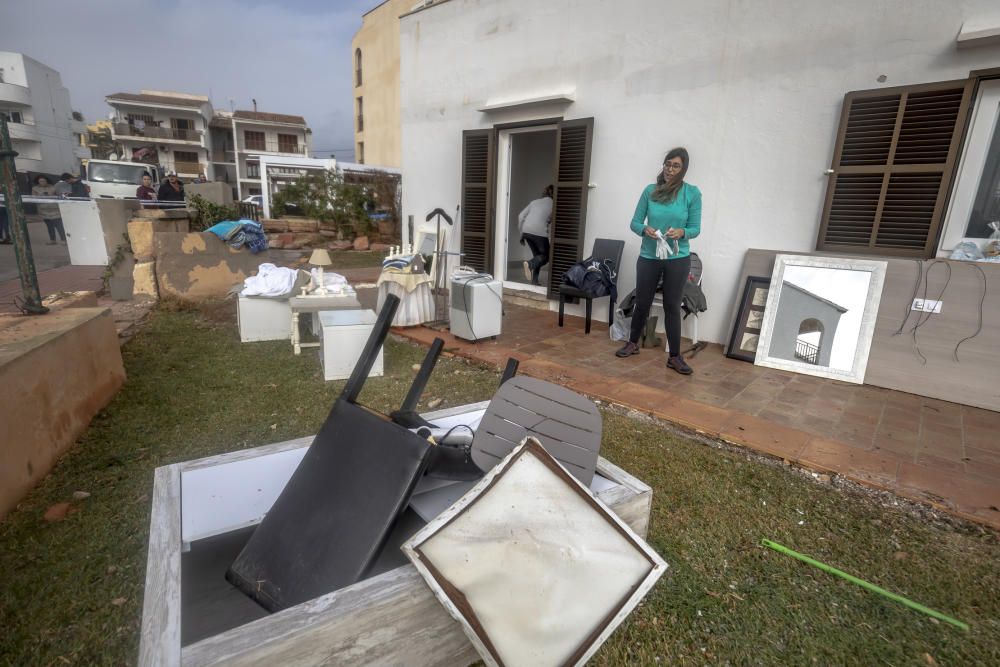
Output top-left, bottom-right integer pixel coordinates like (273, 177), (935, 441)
(55, 172), (90, 199)
(157, 172), (185, 201)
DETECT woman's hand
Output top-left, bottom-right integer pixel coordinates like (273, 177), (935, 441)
(665, 227), (685, 240)
(643, 225), (659, 239)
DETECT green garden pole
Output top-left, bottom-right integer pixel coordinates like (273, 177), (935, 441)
(0, 116), (47, 314)
(761, 539), (968, 631)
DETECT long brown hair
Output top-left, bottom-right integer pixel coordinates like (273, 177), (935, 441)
(651, 147), (689, 204)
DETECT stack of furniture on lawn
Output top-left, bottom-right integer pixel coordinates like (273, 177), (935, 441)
(140, 295), (663, 666)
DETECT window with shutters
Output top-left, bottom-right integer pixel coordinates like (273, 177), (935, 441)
(817, 80), (973, 258)
(278, 133), (298, 154)
(244, 130), (265, 151)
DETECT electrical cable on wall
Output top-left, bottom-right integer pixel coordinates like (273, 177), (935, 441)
(892, 259), (923, 337)
(909, 260), (951, 365)
(953, 263), (988, 362)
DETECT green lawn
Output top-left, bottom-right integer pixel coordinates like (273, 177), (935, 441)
(1, 303), (997, 666)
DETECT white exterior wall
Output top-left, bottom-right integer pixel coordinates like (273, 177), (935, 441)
(399, 0), (1000, 345)
(0, 52), (84, 175)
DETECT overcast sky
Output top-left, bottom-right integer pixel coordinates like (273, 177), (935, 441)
(0, 0), (382, 161)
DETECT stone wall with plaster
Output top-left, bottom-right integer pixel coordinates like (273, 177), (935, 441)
(0, 307), (125, 518)
(153, 232), (275, 300)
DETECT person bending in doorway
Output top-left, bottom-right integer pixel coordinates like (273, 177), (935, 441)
(32, 175), (66, 245)
(518, 184), (553, 285)
(615, 148), (702, 375)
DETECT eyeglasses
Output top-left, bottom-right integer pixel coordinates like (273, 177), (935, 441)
(663, 163), (683, 172)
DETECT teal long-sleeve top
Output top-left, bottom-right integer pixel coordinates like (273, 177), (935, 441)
(629, 182), (702, 260)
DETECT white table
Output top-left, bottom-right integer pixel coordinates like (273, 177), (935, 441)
(318, 309), (383, 381)
(289, 292), (362, 355)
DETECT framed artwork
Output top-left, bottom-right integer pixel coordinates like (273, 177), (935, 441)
(754, 254), (887, 384)
(726, 276), (771, 362)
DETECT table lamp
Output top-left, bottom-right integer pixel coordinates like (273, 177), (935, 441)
(309, 248), (333, 295)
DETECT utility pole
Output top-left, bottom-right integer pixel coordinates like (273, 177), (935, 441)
(0, 116), (47, 314)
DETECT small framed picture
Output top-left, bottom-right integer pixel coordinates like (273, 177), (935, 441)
(726, 276), (771, 362)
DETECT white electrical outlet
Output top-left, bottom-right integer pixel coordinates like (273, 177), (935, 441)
(911, 298), (943, 313)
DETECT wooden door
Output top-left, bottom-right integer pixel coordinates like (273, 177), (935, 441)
(460, 129), (496, 273)
(548, 117), (594, 298)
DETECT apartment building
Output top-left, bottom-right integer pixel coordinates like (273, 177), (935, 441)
(209, 110), (312, 200)
(106, 90), (214, 180)
(106, 90), (312, 199)
(0, 51), (90, 175)
(352, 0), (445, 167)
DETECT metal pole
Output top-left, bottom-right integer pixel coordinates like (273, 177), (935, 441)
(0, 117), (47, 314)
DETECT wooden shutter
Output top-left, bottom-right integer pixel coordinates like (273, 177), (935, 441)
(460, 129), (495, 273)
(817, 80), (973, 257)
(548, 117), (595, 298)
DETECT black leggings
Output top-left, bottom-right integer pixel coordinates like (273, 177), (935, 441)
(522, 233), (549, 274)
(629, 255), (691, 355)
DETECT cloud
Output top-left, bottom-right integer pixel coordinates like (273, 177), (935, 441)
(0, 0), (378, 160)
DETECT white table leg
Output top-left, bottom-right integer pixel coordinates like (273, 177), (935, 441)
(292, 310), (301, 355)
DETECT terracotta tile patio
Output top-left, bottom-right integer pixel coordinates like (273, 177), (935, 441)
(394, 303), (1000, 530)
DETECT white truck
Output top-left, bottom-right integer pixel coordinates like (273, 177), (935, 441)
(81, 159), (163, 199)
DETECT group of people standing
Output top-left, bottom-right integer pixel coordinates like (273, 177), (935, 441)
(136, 172), (186, 202)
(0, 173), (88, 245)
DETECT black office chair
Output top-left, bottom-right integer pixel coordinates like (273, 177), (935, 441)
(557, 238), (625, 334)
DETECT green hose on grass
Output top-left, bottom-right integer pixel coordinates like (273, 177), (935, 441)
(761, 539), (969, 631)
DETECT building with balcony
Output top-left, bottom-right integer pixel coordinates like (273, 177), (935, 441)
(105, 90), (214, 180)
(0, 51), (89, 175)
(225, 110), (312, 200)
(105, 90), (312, 199)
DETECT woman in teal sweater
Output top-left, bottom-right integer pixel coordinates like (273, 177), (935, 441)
(616, 148), (702, 375)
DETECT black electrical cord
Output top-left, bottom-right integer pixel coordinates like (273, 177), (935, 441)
(954, 263), (988, 362)
(459, 272), (504, 343)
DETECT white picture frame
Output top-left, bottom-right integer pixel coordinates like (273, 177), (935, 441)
(755, 254), (887, 384)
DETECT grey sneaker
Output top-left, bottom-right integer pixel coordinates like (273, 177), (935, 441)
(667, 354), (693, 375)
(615, 341), (640, 358)
(522, 260), (532, 282)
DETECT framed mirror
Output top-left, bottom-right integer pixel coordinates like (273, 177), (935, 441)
(755, 255), (887, 384)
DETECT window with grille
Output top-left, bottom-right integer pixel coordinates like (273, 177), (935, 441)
(817, 80), (973, 257)
(244, 130), (265, 151)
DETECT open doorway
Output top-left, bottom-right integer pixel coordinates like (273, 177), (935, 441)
(496, 127), (557, 291)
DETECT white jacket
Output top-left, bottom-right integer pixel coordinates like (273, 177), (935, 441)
(518, 196), (552, 237)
